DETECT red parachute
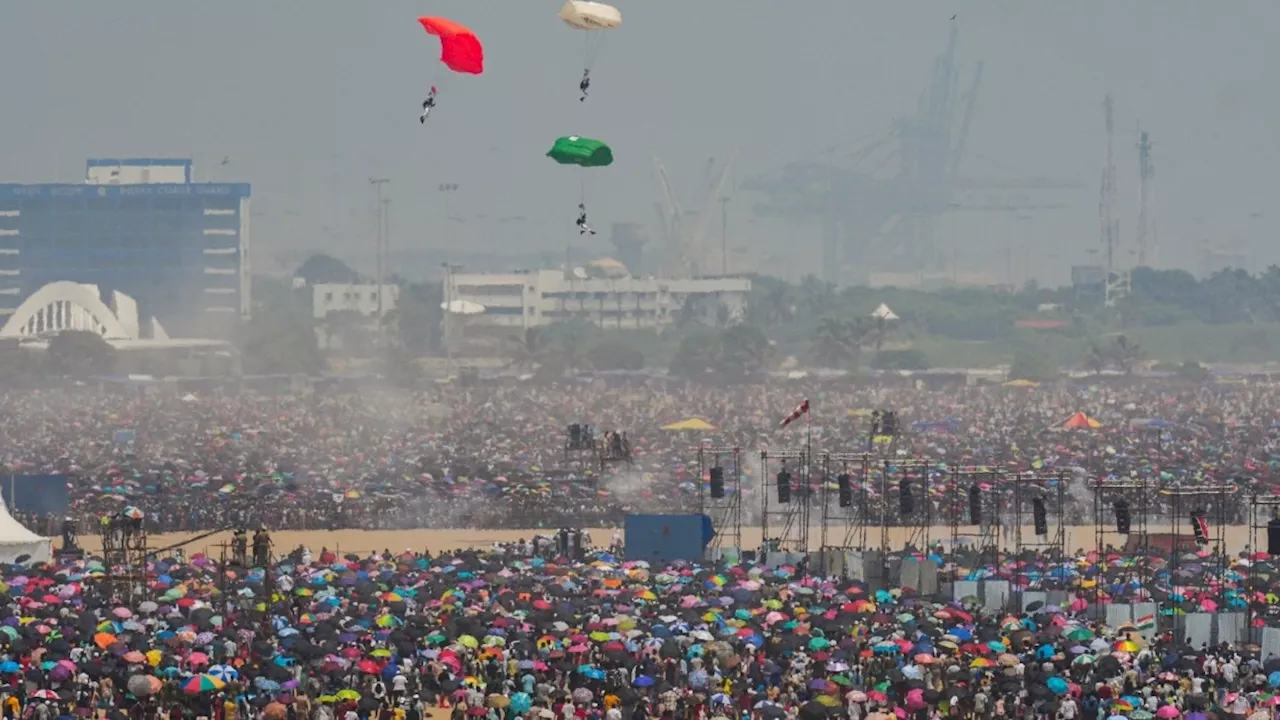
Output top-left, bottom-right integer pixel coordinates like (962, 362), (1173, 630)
(417, 17), (484, 75)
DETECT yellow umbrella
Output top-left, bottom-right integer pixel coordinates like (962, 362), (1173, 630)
(661, 418), (714, 431)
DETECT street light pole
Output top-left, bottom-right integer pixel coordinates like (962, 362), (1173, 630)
(381, 197), (392, 348)
(369, 178), (390, 349)
(719, 197), (730, 275)
(441, 262), (462, 376)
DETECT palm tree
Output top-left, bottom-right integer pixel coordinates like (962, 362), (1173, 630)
(1112, 335), (1145, 375)
(1083, 340), (1110, 375)
(812, 318), (852, 368)
(718, 323), (773, 377)
(506, 327), (543, 371)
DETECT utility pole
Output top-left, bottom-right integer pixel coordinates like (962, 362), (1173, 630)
(719, 196), (730, 275)
(369, 178), (390, 349)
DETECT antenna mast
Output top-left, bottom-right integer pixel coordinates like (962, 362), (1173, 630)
(1136, 127), (1154, 267)
(1100, 95), (1125, 306)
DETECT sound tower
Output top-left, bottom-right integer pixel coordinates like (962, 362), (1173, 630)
(968, 484), (982, 525)
(776, 471), (791, 504)
(1032, 497), (1048, 536)
(1114, 500), (1131, 534)
(1267, 518), (1280, 556)
(899, 478), (913, 516)
(709, 467), (725, 499)
(837, 473), (852, 508)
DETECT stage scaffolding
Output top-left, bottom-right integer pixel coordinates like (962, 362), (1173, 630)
(819, 452), (872, 551)
(1161, 483), (1234, 601)
(887, 459), (936, 553)
(99, 518), (150, 601)
(1091, 478), (1156, 607)
(1247, 494), (1280, 638)
(697, 445), (743, 555)
(760, 450), (812, 555)
(947, 467), (1004, 573)
(1008, 471), (1069, 599)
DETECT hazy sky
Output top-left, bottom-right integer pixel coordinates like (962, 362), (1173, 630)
(1, 1), (1274, 283)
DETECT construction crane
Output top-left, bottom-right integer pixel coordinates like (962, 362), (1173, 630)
(746, 23), (1079, 286)
(652, 152), (737, 277)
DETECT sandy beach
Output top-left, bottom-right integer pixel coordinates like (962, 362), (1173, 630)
(81, 523), (1261, 559)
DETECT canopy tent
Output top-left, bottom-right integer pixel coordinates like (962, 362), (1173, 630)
(1004, 379), (1040, 388)
(0, 496), (51, 564)
(871, 303), (899, 321)
(661, 418), (714, 432)
(1062, 411), (1102, 429)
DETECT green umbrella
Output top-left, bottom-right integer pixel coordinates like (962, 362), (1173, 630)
(1066, 628), (1094, 642)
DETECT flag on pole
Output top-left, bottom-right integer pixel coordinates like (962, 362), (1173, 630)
(1135, 613), (1155, 632)
(1193, 514), (1210, 545)
(780, 399), (810, 427)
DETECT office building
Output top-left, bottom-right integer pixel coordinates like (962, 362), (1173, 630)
(446, 269), (751, 331)
(0, 158), (249, 338)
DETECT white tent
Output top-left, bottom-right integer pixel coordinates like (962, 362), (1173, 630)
(871, 303), (899, 321)
(0, 497), (51, 564)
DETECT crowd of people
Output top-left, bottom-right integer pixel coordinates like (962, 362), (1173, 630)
(0, 378), (1266, 533)
(0, 533), (1275, 720)
(0, 376), (1273, 719)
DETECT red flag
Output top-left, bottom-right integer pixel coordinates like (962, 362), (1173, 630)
(1193, 514), (1210, 545)
(779, 399), (810, 427)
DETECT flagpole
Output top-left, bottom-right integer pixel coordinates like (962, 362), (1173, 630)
(806, 403), (813, 556)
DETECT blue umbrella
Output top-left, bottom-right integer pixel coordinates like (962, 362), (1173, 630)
(634, 676), (655, 687)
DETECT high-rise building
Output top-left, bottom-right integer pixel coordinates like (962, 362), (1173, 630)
(0, 158), (249, 338)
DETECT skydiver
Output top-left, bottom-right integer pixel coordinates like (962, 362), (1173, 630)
(579, 69), (590, 102)
(576, 203), (596, 235)
(420, 86), (438, 123)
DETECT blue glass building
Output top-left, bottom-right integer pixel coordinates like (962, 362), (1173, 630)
(0, 159), (250, 338)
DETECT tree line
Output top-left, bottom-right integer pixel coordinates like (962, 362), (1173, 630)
(235, 256), (1278, 380)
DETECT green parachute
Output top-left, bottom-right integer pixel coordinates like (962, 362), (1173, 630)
(546, 136), (613, 167)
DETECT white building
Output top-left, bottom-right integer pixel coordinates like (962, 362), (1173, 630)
(446, 269), (750, 331)
(300, 282), (399, 351)
(305, 283), (399, 321)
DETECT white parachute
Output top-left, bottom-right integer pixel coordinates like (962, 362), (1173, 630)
(557, 0), (622, 30)
(558, 1), (621, 73)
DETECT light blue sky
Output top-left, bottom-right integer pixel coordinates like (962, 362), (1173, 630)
(0, 1), (1274, 283)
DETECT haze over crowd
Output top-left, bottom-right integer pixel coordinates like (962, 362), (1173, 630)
(0, 1), (1274, 283)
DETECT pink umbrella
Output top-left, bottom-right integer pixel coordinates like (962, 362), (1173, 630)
(1157, 707), (1181, 719)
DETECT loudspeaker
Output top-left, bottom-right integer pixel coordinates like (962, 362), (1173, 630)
(837, 474), (852, 508)
(1032, 498), (1048, 536)
(1114, 500), (1131, 534)
(870, 410), (883, 436)
(1267, 518), (1280, 556)
(776, 471), (791, 504)
(883, 411), (899, 436)
(899, 479), (914, 516)
(709, 467), (725, 499)
(1191, 512), (1209, 545)
(568, 424), (582, 448)
(968, 484), (982, 525)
